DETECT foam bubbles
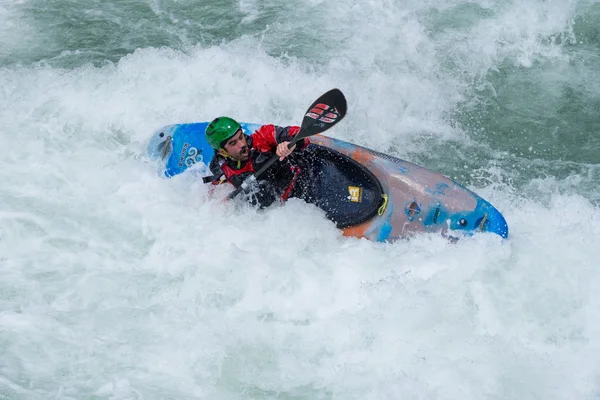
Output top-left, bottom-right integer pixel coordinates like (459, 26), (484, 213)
(1, 0), (600, 399)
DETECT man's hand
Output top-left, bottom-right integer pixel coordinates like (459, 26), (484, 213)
(276, 141), (296, 161)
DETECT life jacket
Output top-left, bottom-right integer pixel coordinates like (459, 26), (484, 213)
(207, 124), (307, 205)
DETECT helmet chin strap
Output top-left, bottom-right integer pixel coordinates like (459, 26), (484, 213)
(219, 148), (243, 168)
(218, 148), (230, 158)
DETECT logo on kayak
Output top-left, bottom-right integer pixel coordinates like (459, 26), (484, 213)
(306, 103), (339, 124)
(178, 143), (202, 167)
(348, 186), (363, 202)
(405, 201), (421, 221)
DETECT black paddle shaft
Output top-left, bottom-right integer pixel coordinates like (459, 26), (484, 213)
(227, 88), (347, 199)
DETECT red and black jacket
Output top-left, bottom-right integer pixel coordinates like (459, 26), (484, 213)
(208, 124), (308, 203)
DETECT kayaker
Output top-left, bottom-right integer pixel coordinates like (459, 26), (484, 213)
(204, 116), (308, 208)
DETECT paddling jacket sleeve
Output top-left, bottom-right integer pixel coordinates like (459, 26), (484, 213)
(252, 125), (307, 152)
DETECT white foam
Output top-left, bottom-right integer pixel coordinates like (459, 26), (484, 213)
(1, 1), (599, 398)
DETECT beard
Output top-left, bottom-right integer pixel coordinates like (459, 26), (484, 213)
(240, 146), (250, 159)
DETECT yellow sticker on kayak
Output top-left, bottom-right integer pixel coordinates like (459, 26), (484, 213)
(348, 186), (363, 202)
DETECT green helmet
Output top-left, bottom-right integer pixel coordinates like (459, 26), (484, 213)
(205, 117), (242, 150)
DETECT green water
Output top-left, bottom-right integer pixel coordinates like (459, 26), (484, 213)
(2, 1), (600, 399)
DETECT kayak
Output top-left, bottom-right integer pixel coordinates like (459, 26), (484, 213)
(146, 122), (509, 241)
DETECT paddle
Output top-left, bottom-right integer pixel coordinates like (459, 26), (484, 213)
(227, 88), (348, 200)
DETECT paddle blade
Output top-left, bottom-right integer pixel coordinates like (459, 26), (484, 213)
(299, 88), (347, 139)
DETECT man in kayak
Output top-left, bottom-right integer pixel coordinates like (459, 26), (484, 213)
(205, 116), (308, 208)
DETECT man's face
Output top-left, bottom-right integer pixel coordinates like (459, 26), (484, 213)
(223, 129), (249, 161)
